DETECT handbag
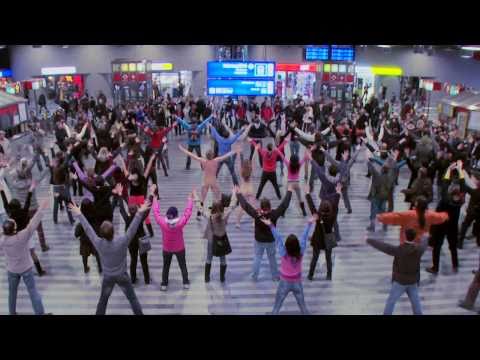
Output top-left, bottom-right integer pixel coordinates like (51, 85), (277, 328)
(138, 235), (151, 255)
(321, 220), (337, 250)
(210, 218), (232, 257)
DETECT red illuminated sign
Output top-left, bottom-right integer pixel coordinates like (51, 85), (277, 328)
(322, 73), (354, 83)
(276, 63), (318, 72)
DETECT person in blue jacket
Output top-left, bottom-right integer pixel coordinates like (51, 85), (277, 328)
(177, 114), (213, 170)
(208, 122), (252, 186)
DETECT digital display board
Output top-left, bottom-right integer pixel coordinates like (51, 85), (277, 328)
(304, 46), (329, 61)
(207, 79), (274, 96)
(207, 61), (275, 79)
(330, 45), (355, 61)
(0, 69), (12, 77)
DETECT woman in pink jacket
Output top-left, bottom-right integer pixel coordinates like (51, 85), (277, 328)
(152, 185), (194, 291)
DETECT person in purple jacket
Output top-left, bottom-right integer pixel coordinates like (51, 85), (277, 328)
(261, 215), (316, 315)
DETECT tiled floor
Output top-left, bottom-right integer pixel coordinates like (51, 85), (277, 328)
(0, 132), (478, 315)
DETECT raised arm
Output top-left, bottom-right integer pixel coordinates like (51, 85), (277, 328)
(236, 192), (258, 219)
(177, 196), (194, 227)
(76, 214), (102, 249)
(177, 117), (191, 130)
(300, 222), (313, 255)
(101, 164), (118, 180)
(125, 212), (145, 245)
(152, 197), (165, 227)
(216, 149), (236, 162)
(178, 144), (205, 163)
(197, 115), (213, 131)
(366, 237), (399, 256)
(269, 224), (286, 257)
(272, 189), (292, 219)
(72, 161), (88, 182)
(18, 206), (45, 244)
(294, 127), (315, 142)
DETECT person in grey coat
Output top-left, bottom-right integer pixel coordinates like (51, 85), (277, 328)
(69, 199), (151, 315)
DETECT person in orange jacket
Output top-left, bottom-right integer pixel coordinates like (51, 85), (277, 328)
(377, 196), (449, 244)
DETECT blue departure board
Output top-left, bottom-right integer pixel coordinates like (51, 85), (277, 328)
(330, 45), (355, 61)
(207, 61), (275, 79)
(207, 79), (275, 96)
(304, 46), (329, 61)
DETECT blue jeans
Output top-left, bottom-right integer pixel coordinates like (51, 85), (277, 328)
(96, 272), (143, 315)
(216, 157), (239, 185)
(8, 268), (45, 315)
(272, 280), (309, 315)
(290, 141), (300, 157)
(252, 241), (279, 280)
(370, 198), (386, 221)
(384, 281), (423, 315)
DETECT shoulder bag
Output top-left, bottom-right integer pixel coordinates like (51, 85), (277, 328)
(321, 220), (337, 250)
(210, 218), (232, 257)
(139, 235), (152, 255)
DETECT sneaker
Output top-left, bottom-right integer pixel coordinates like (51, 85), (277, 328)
(41, 246), (50, 252)
(347, 209), (352, 214)
(458, 300), (474, 311)
(425, 267), (438, 275)
(183, 284), (190, 290)
(326, 274), (332, 281)
(235, 223), (240, 229)
(160, 285), (168, 291)
(250, 274), (258, 282)
(366, 225), (375, 232)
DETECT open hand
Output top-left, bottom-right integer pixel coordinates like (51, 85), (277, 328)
(310, 214), (319, 223)
(260, 218), (272, 227)
(68, 201), (81, 215)
(138, 200), (152, 213)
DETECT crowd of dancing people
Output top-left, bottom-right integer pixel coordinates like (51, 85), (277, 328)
(0, 90), (480, 316)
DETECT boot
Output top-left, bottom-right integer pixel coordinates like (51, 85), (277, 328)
(300, 202), (307, 217)
(326, 272), (332, 281)
(34, 260), (46, 276)
(425, 266), (438, 275)
(220, 264), (227, 283)
(146, 223), (154, 237)
(204, 263), (211, 283)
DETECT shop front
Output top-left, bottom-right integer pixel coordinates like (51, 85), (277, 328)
(111, 61), (150, 105)
(149, 62), (192, 99)
(439, 91), (480, 137)
(275, 63), (320, 101)
(38, 66), (87, 102)
(0, 91), (29, 136)
(320, 62), (355, 105)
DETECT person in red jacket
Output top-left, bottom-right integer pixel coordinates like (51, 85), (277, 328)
(251, 134), (290, 200)
(138, 121), (176, 176)
(261, 98), (274, 124)
(235, 100), (247, 129)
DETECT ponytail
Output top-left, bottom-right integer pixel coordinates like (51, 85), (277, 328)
(415, 196), (428, 229)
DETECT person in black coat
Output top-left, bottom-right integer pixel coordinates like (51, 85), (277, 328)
(119, 197), (151, 284)
(305, 184), (341, 281)
(74, 198), (102, 274)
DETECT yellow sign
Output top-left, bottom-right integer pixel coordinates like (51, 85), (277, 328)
(371, 66), (403, 76)
(323, 64), (331, 73)
(151, 62), (173, 71)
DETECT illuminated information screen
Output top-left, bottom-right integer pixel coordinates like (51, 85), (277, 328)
(207, 61), (275, 79)
(304, 46), (329, 61)
(330, 45), (355, 61)
(207, 79), (275, 96)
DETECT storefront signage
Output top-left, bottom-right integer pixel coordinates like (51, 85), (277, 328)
(41, 66), (77, 75)
(276, 63), (317, 72)
(371, 66), (403, 76)
(322, 73), (355, 83)
(207, 79), (274, 96)
(112, 72), (147, 82)
(207, 61), (275, 79)
(151, 63), (173, 71)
